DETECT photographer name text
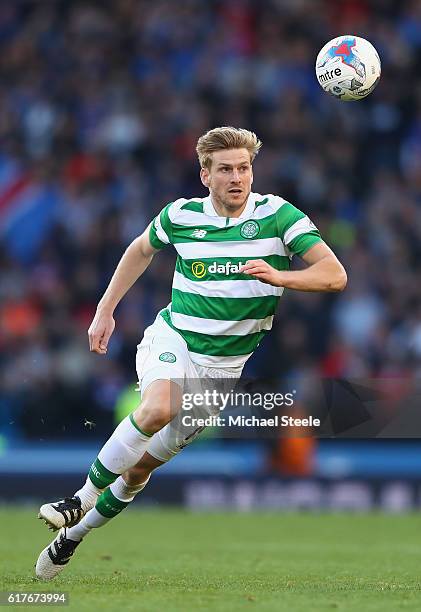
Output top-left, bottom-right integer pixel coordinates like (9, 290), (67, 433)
(181, 415), (320, 428)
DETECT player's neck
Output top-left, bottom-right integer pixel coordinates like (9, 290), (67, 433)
(210, 196), (248, 218)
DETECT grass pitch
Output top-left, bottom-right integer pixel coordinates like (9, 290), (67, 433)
(1, 507), (421, 611)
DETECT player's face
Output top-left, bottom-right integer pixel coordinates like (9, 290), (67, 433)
(200, 148), (253, 215)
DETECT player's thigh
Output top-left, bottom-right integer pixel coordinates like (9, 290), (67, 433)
(143, 362), (241, 462)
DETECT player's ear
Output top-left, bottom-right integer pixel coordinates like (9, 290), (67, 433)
(250, 165), (254, 185)
(200, 167), (210, 188)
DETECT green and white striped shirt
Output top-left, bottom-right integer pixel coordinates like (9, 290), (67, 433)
(149, 192), (322, 367)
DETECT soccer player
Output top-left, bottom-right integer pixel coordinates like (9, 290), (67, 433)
(35, 127), (346, 579)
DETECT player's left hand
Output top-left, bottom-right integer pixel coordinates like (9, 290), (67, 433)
(240, 260), (283, 286)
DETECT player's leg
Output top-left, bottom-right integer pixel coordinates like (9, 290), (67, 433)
(35, 452), (163, 581)
(35, 418), (203, 581)
(35, 366), (239, 580)
(63, 452), (163, 541)
(38, 378), (180, 531)
(38, 317), (188, 531)
(35, 330), (228, 580)
(46, 416), (198, 550)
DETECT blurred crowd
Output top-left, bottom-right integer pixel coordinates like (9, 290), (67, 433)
(1, 0), (421, 440)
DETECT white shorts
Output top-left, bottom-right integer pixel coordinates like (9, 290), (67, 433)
(135, 314), (242, 462)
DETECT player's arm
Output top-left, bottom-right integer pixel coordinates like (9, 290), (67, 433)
(88, 224), (159, 354)
(240, 242), (347, 292)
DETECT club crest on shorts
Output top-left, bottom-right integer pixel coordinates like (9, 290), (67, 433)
(159, 352), (177, 363)
(240, 220), (260, 239)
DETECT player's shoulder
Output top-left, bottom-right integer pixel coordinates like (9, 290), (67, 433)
(252, 192), (292, 216)
(165, 197), (206, 222)
(252, 193), (310, 241)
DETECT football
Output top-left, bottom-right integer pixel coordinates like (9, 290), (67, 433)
(315, 35), (381, 101)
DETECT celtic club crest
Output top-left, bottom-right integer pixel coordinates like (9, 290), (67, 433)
(240, 220), (260, 239)
(159, 352), (177, 363)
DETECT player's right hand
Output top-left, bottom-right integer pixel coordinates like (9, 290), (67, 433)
(88, 310), (115, 354)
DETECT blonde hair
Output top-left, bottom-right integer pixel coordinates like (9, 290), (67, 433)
(196, 126), (262, 169)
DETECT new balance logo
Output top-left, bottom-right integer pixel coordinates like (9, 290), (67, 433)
(191, 229), (207, 238)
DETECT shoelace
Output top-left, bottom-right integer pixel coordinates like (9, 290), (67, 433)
(53, 498), (82, 525)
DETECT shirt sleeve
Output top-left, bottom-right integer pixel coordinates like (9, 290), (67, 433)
(148, 202), (173, 249)
(277, 202), (322, 257)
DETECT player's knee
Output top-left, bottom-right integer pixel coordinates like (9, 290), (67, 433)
(133, 395), (170, 434)
(133, 381), (181, 434)
(137, 409), (169, 433)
